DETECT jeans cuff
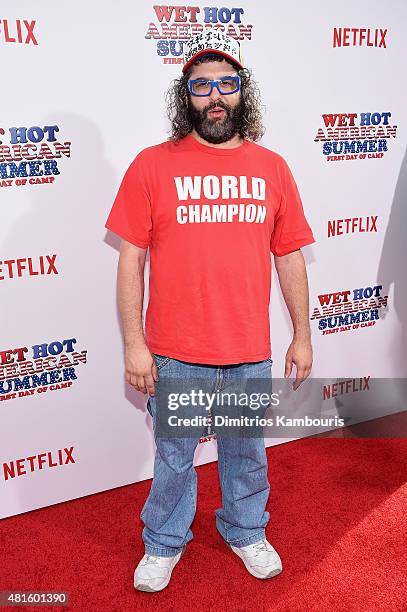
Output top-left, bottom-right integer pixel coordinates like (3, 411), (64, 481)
(144, 544), (183, 557)
(227, 530), (266, 548)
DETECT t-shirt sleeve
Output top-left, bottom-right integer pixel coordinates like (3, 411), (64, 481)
(104, 153), (152, 249)
(270, 157), (316, 256)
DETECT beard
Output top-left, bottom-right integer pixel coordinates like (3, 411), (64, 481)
(188, 96), (245, 144)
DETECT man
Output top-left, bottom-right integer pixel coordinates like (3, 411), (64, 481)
(105, 31), (315, 592)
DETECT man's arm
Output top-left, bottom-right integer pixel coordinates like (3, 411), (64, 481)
(273, 248), (313, 389)
(117, 239), (158, 396)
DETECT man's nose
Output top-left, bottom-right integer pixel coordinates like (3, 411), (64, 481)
(208, 83), (222, 102)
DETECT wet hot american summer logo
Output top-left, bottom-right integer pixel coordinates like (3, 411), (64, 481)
(145, 5), (253, 65)
(0, 124), (71, 187)
(0, 338), (87, 401)
(314, 112), (397, 161)
(311, 285), (389, 335)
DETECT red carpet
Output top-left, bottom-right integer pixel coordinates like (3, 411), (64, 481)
(0, 429), (406, 611)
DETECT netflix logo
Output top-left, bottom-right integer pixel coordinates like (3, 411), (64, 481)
(327, 216), (378, 238)
(333, 27), (387, 48)
(0, 255), (58, 281)
(323, 377), (371, 400)
(3, 446), (75, 481)
(0, 19), (38, 45)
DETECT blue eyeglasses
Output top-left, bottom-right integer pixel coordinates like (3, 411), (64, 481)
(188, 75), (241, 97)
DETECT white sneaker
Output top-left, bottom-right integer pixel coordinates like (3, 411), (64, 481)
(134, 546), (185, 592)
(229, 538), (282, 579)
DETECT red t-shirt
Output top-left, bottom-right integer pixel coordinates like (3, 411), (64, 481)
(105, 133), (315, 365)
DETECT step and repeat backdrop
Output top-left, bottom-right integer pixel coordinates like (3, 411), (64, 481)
(1, 1), (406, 518)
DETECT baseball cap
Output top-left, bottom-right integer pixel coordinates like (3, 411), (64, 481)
(182, 31), (244, 75)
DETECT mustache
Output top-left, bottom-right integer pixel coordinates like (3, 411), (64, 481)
(205, 102), (229, 114)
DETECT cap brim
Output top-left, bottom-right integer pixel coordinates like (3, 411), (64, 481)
(182, 49), (243, 74)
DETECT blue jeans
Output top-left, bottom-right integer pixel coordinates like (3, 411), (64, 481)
(140, 354), (273, 557)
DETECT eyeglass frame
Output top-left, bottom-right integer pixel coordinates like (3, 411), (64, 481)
(188, 75), (241, 97)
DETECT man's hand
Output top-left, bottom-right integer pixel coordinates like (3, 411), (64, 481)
(125, 344), (159, 396)
(284, 336), (313, 390)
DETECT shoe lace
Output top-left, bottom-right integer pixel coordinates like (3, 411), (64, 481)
(144, 554), (160, 566)
(253, 539), (268, 555)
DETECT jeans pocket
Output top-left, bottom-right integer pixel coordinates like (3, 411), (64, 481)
(153, 353), (171, 371)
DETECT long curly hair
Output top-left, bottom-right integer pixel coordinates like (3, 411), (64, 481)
(165, 55), (266, 142)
